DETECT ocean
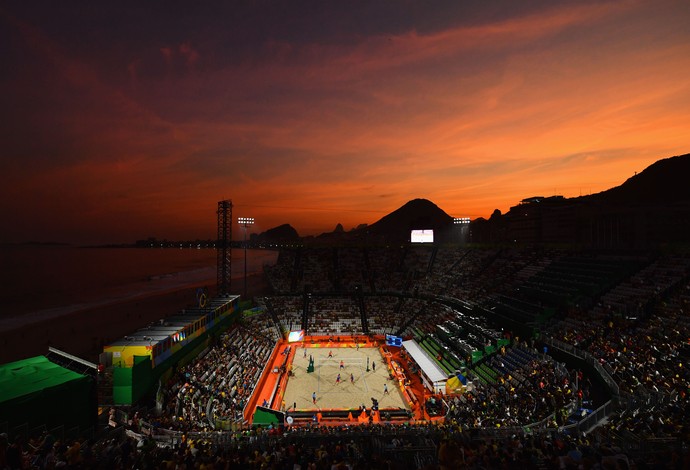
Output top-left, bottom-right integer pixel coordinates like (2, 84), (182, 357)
(0, 245), (278, 331)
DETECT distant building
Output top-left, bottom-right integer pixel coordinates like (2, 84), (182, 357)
(484, 195), (690, 249)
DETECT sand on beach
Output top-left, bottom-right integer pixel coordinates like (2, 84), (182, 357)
(0, 273), (271, 365)
(284, 346), (409, 412)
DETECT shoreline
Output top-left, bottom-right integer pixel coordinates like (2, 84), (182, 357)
(0, 272), (272, 365)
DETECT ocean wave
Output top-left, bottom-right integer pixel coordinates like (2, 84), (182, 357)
(0, 248), (278, 332)
(0, 265), (268, 332)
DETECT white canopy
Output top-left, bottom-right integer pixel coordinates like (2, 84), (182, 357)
(402, 339), (448, 386)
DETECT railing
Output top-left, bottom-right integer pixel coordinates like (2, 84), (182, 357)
(571, 400), (613, 434)
(543, 336), (620, 397)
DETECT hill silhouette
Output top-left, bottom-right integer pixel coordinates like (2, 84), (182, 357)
(251, 224), (300, 245)
(257, 198), (455, 245)
(251, 153), (690, 247)
(364, 198), (453, 240)
(484, 152), (690, 247)
(586, 153), (690, 205)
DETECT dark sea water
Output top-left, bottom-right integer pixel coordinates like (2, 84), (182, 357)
(0, 245), (277, 330)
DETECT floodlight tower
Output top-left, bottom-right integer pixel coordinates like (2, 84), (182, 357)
(217, 200), (233, 295)
(238, 216), (254, 299)
(454, 217), (471, 245)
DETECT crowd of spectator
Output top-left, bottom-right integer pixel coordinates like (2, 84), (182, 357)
(149, 314), (280, 432)
(334, 247), (369, 292)
(259, 296), (303, 334)
(260, 246), (689, 455)
(297, 248), (336, 293)
(6, 245), (690, 467)
(7, 416), (687, 469)
(367, 247), (408, 292)
(305, 297), (361, 337)
(365, 296), (406, 335)
(446, 346), (578, 429)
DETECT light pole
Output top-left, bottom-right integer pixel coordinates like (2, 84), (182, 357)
(454, 217), (470, 244)
(237, 217), (254, 299)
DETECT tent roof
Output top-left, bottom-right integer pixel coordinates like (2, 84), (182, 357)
(402, 339), (448, 384)
(0, 355), (86, 403)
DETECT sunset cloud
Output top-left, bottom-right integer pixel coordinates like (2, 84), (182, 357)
(1, 1), (688, 243)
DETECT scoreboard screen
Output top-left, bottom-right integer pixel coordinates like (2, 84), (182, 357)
(288, 330), (305, 342)
(385, 334), (403, 347)
(411, 229), (434, 243)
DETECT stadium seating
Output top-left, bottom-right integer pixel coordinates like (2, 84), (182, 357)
(12, 246), (689, 468)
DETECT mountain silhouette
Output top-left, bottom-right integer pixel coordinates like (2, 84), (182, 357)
(356, 198), (454, 242)
(369, 198), (453, 232)
(252, 153), (690, 247)
(483, 152), (690, 247)
(250, 224), (299, 245)
(586, 153), (690, 205)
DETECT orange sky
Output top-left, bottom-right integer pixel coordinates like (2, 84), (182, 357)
(1, 1), (689, 244)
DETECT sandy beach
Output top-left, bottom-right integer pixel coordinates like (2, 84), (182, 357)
(0, 273), (271, 365)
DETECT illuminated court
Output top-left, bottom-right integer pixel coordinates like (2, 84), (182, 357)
(282, 345), (410, 412)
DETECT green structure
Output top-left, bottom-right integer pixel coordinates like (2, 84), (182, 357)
(112, 355), (153, 405)
(0, 356), (95, 431)
(252, 406), (284, 426)
(307, 356), (315, 373)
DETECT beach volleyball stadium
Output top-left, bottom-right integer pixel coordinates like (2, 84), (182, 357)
(1, 199), (689, 469)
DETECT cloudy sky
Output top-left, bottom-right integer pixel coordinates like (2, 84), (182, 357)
(1, 0), (688, 244)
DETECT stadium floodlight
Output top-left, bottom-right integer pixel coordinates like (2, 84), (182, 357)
(454, 217), (471, 245)
(238, 217), (255, 298)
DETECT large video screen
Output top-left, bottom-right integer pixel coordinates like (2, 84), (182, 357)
(411, 229), (434, 243)
(385, 334), (403, 347)
(287, 330), (305, 343)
